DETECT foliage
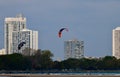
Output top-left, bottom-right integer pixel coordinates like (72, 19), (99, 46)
(0, 50), (120, 71)
(53, 56), (120, 71)
(0, 53), (31, 70)
(31, 49), (53, 70)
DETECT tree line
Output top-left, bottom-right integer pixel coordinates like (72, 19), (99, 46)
(0, 49), (120, 71)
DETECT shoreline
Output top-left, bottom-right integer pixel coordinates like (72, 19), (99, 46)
(0, 74), (120, 77)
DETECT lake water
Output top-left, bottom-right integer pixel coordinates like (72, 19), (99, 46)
(46, 72), (120, 76)
(0, 71), (120, 77)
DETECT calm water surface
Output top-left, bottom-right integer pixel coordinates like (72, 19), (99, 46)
(0, 71), (120, 76)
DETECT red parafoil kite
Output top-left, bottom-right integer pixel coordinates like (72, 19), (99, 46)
(58, 28), (68, 38)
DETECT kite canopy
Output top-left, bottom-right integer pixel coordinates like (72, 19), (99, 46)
(18, 42), (26, 50)
(58, 28), (68, 38)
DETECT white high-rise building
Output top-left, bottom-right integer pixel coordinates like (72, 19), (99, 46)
(12, 29), (38, 55)
(4, 14), (26, 54)
(64, 39), (84, 59)
(112, 27), (120, 59)
(4, 14), (38, 55)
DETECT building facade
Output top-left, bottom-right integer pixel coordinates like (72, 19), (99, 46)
(12, 29), (38, 55)
(112, 27), (120, 59)
(4, 14), (38, 55)
(0, 49), (6, 55)
(4, 14), (26, 54)
(64, 39), (84, 59)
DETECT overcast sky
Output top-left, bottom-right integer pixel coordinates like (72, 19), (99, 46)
(0, 0), (120, 60)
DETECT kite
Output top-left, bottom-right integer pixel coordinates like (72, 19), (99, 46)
(58, 28), (68, 38)
(18, 42), (26, 50)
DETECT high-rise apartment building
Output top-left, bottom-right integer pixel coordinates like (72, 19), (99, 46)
(112, 27), (120, 59)
(12, 29), (38, 55)
(4, 14), (26, 54)
(4, 14), (38, 55)
(64, 39), (84, 59)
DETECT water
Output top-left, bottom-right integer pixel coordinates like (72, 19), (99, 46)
(48, 72), (120, 76)
(0, 71), (120, 76)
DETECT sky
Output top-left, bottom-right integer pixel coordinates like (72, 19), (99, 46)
(0, 0), (120, 60)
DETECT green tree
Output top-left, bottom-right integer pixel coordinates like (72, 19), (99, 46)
(101, 56), (117, 70)
(116, 59), (120, 70)
(40, 50), (53, 69)
(31, 49), (54, 70)
(62, 58), (80, 70)
(0, 53), (32, 70)
(22, 47), (37, 56)
(79, 58), (99, 70)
